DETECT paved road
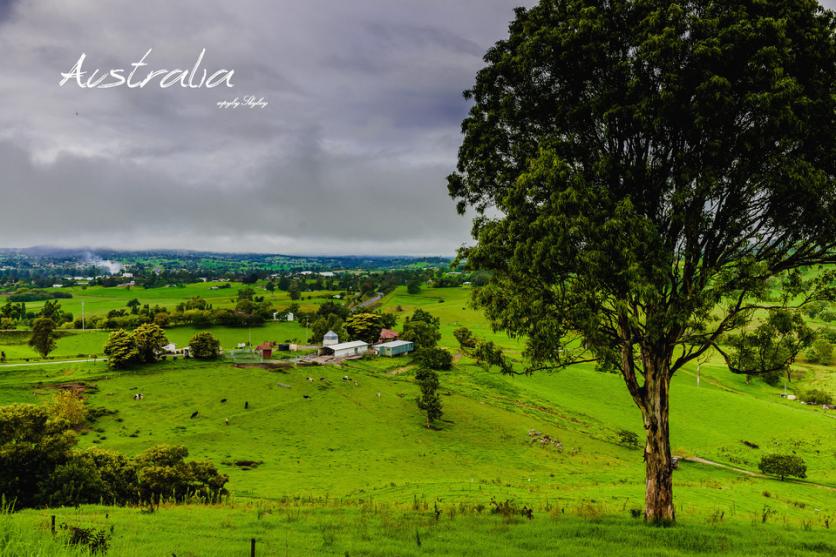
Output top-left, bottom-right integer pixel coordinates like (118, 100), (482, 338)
(357, 292), (384, 308)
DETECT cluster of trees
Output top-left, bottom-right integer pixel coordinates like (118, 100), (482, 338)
(304, 301), (399, 345)
(6, 288), (73, 302)
(0, 401), (228, 508)
(103, 324), (168, 369)
(2, 298), (74, 328)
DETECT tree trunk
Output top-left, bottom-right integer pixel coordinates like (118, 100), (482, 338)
(641, 369), (675, 524)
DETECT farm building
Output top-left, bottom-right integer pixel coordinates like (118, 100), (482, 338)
(162, 343), (190, 357)
(255, 342), (274, 359)
(376, 340), (414, 357)
(323, 330), (339, 346)
(322, 340), (369, 358)
(378, 328), (399, 343)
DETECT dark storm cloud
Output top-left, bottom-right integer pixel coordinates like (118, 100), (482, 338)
(0, 0), (17, 22)
(0, 0), (531, 254)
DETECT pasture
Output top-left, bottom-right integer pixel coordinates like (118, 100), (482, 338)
(0, 285), (833, 555)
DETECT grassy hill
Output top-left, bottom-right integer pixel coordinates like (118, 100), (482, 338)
(0, 286), (833, 555)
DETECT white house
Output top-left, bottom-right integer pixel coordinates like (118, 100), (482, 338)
(287, 312), (295, 322)
(322, 340), (369, 358)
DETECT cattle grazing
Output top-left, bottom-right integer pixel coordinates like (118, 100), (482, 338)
(220, 398), (227, 403)
(303, 395), (311, 399)
(245, 401), (249, 409)
(190, 411), (199, 419)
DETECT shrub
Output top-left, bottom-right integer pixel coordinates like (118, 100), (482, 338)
(615, 429), (640, 449)
(802, 389), (833, 405)
(758, 454), (807, 481)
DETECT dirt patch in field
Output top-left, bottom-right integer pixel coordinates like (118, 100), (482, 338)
(54, 382), (95, 395)
(387, 366), (412, 376)
(232, 362), (292, 371)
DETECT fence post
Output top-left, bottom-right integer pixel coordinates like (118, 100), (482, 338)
(250, 537), (256, 557)
(51, 515), (55, 535)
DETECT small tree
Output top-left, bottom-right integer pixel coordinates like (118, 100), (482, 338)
(49, 390), (87, 429)
(413, 347), (453, 371)
(189, 332), (221, 360)
(28, 317), (57, 358)
(759, 454), (807, 481)
(453, 327), (477, 350)
(415, 368), (443, 429)
(103, 329), (139, 370)
(132, 323), (168, 364)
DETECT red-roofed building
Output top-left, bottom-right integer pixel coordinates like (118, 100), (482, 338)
(378, 328), (399, 343)
(255, 342), (274, 359)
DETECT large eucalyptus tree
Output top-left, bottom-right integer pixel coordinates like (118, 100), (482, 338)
(449, 0), (835, 523)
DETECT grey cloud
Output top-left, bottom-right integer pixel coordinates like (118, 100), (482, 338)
(0, 0), (525, 254)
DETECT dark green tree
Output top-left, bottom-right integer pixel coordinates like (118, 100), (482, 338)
(401, 309), (442, 350)
(413, 347), (453, 370)
(28, 317), (58, 358)
(38, 300), (64, 322)
(758, 454), (807, 481)
(453, 327), (478, 350)
(189, 332), (221, 360)
(103, 329), (139, 370)
(0, 404), (76, 508)
(448, 0), (835, 523)
(132, 323), (168, 364)
(126, 298), (141, 315)
(415, 368), (443, 428)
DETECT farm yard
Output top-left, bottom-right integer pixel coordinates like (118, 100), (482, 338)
(0, 283), (834, 555)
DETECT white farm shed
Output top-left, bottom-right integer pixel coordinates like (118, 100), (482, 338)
(323, 340), (369, 358)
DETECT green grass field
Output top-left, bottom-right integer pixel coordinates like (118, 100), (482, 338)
(0, 281), (339, 322)
(0, 285), (833, 555)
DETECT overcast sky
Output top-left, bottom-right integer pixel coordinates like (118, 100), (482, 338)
(0, 0), (833, 256)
